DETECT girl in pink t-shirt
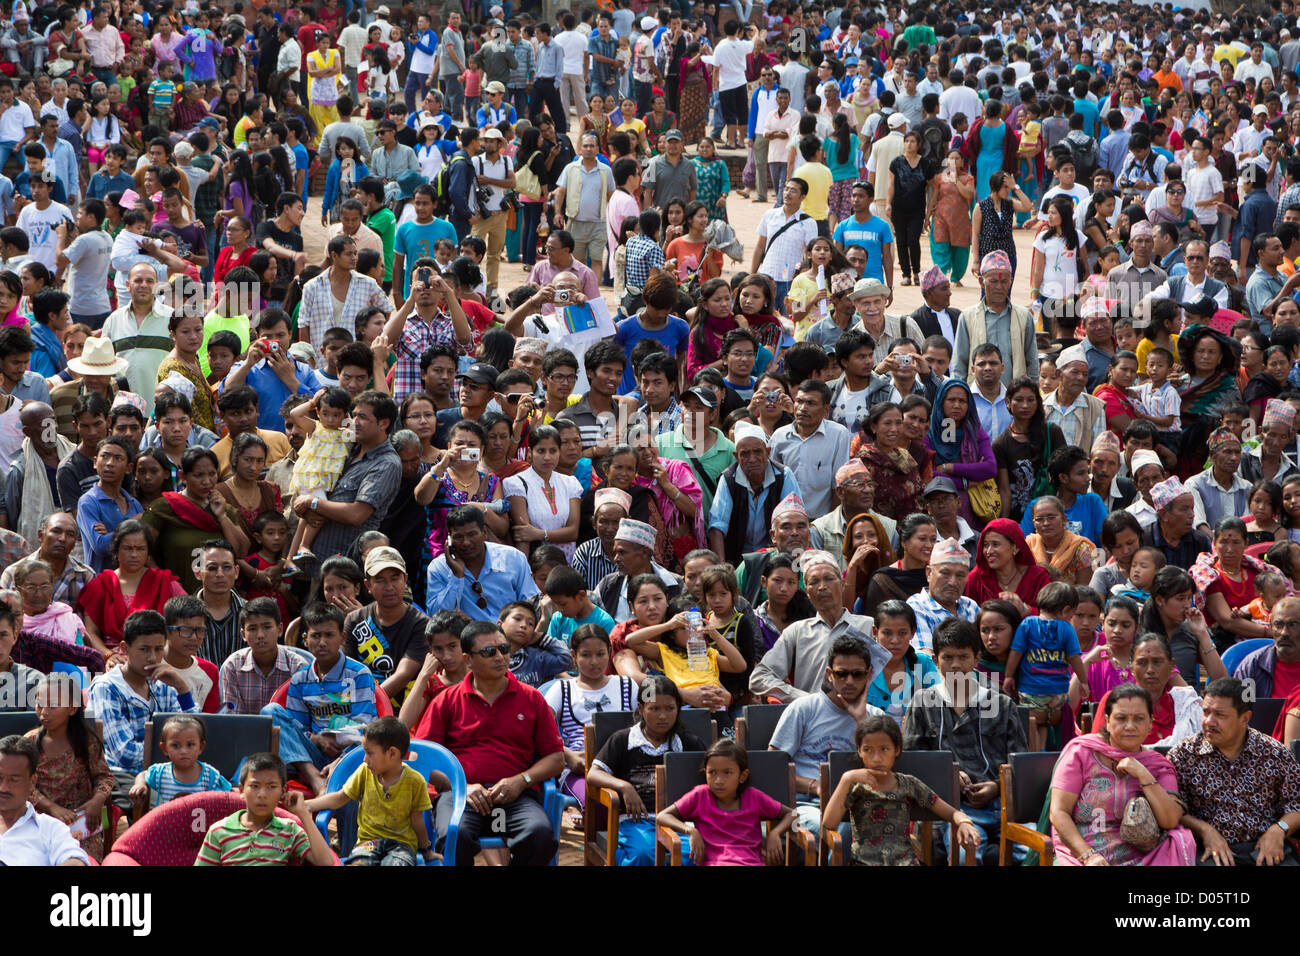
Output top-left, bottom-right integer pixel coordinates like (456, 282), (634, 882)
(656, 740), (794, 866)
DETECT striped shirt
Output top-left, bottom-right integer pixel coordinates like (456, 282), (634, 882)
(143, 760), (232, 807)
(299, 269), (393, 351)
(572, 538), (619, 591)
(195, 810), (311, 866)
(507, 40), (534, 88)
(285, 653), (377, 734)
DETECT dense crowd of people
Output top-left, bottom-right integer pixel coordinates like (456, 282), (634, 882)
(1, 0), (1300, 870)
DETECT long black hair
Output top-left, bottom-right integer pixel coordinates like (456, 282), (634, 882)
(831, 112), (853, 167)
(34, 673), (105, 777)
(1005, 375), (1046, 447)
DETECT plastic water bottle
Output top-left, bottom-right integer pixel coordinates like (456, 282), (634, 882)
(686, 608), (708, 671)
(816, 264), (829, 319)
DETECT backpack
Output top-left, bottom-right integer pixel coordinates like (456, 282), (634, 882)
(871, 110), (894, 145)
(1065, 130), (1099, 183)
(432, 153), (469, 217)
(920, 120), (948, 168)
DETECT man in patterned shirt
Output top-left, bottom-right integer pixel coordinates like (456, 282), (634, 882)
(383, 262), (474, 401)
(906, 537), (980, 653)
(298, 233), (393, 350)
(1170, 676), (1300, 866)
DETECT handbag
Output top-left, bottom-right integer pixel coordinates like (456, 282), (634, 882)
(968, 478), (1001, 521)
(515, 156), (543, 200)
(1094, 753), (1163, 853)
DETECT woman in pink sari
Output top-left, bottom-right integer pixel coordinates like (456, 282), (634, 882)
(1049, 683), (1196, 866)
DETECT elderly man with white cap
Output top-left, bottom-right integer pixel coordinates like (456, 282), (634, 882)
(1125, 448), (1167, 531)
(708, 422), (802, 561)
(734, 492), (821, 606)
(954, 250), (1038, 388)
(592, 517), (682, 620)
(750, 548), (888, 703)
(1044, 344), (1106, 450)
(907, 537), (980, 653)
(1144, 475), (1213, 567)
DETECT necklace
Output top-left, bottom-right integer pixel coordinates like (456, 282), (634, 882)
(1216, 562), (1249, 603)
(542, 479), (557, 514)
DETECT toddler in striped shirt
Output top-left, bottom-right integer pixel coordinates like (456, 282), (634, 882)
(129, 714), (231, 809)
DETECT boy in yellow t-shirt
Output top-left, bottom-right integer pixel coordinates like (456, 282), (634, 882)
(795, 138), (833, 225)
(306, 716), (440, 865)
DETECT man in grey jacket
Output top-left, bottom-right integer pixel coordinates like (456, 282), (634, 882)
(903, 618), (1027, 864)
(749, 549), (887, 703)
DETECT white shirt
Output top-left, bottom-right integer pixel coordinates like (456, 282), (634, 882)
(502, 467), (583, 559)
(16, 199), (71, 270)
(1231, 123), (1269, 158)
(337, 22), (369, 68)
(711, 37), (752, 91)
(0, 803), (88, 866)
(555, 29), (588, 75)
(0, 99), (34, 141)
(939, 85), (980, 124)
(1234, 57), (1274, 86)
(1032, 230), (1087, 299)
(1183, 161), (1224, 225)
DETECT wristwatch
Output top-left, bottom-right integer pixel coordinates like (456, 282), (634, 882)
(1277, 819), (1292, 835)
(522, 772), (534, 786)
(310, 496), (319, 511)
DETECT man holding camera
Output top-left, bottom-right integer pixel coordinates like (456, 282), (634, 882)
(470, 127), (516, 302)
(384, 260), (475, 402)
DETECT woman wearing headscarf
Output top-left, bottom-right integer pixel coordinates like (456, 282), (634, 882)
(841, 511), (894, 612)
(1177, 324), (1241, 478)
(925, 379), (996, 527)
(965, 517), (1053, 616)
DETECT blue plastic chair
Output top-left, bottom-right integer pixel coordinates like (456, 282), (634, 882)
(536, 677), (581, 819)
(1220, 638), (1272, 675)
(313, 739), (467, 867)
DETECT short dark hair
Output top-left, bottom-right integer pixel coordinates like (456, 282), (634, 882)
(0, 734), (38, 774)
(240, 595), (282, 627)
(301, 602), (345, 635)
(163, 594), (206, 624)
(1203, 677), (1253, 714)
(364, 716), (410, 754)
(239, 752), (287, 785)
(932, 618), (981, 656)
(1037, 581), (1078, 615)
(122, 609), (167, 647)
(446, 504), (486, 530)
(460, 619), (503, 653)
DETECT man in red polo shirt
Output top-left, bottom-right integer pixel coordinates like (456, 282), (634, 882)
(419, 620), (564, 865)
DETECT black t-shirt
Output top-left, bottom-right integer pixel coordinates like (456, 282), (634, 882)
(343, 602), (429, 683)
(254, 219), (303, 301)
(992, 424), (1066, 523)
(593, 726), (708, 806)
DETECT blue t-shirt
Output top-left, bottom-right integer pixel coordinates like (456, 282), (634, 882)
(87, 169), (136, 200)
(1072, 97), (1099, 138)
(292, 143), (311, 204)
(865, 653), (940, 718)
(1011, 617), (1081, 695)
(612, 314), (690, 394)
(394, 218), (459, 297)
(546, 604), (617, 643)
(1019, 491), (1107, 545)
(832, 215), (893, 282)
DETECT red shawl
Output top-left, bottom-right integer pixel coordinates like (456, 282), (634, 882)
(162, 491), (221, 532)
(79, 568), (184, 645)
(1092, 383), (1140, 434)
(960, 117), (1020, 175)
(964, 517), (1052, 612)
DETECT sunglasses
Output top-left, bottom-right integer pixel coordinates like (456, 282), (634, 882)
(470, 579), (488, 610)
(472, 641), (511, 658)
(831, 668), (869, 680)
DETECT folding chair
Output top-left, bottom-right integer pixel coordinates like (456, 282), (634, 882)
(0, 711), (38, 738)
(583, 711), (636, 866)
(734, 703), (786, 750)
(1248, 698), (1285, 735)
(818, 750), (971, 866)
(142, 713), (279, 780)
(998, 751), (1061, 866)
(677, 709), (718, 744)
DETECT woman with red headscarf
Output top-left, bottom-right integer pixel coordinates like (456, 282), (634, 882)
(965, 518), (1052, 616)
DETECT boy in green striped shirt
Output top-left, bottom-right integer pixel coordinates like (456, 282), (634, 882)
(195, 753), (334, 866)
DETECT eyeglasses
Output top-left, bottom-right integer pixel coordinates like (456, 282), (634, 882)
(831, 668), (869, 680)
(167, 625), (203, 639)
(472, 641), (511, 658)
(470, 580), (488, 610)
(1271, 619), (1300, 632)
(548, 372), (576, 384)
(19, 582), (53, 593)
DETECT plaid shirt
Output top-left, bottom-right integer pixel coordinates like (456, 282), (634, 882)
(507, 39), (534, 89)
(905, 589), (980, 653)
(0, 529), (30, 578)
(627, 396), (682, 444)
(299, 269), (393, 351)
(0, 548), (92, 607)
(624, 234), (664, 292)
(87, 666), (199, 773)
(393, 310), (474, 401)
(1276, 181), (1300, 229)
(219, 645), (305, 715)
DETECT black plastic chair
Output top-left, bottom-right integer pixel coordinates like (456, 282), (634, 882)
(583, 711), (637, 866)
(1291, 739), (1299, 762)
(0, 711), (38, 739)
(735, 703), (787, 751)
(998, 751), (1061, 866)
(654, 749), (802, 865)
(677, 709), (718, 745)
(143, 713), (279, 781)
(1248, 698), (1285, 735)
